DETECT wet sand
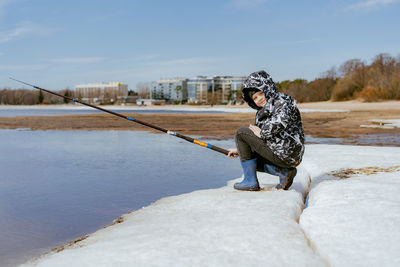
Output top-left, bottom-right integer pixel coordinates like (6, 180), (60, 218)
(1, 101), (399, 145)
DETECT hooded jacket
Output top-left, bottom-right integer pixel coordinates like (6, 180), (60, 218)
(242, 70), (305, 167)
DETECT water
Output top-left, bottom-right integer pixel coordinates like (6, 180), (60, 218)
(0, 130), (240, 266)
(0, 107), (227, 117)
(305, 135), (347, 145)
(306, 134), (400, 146)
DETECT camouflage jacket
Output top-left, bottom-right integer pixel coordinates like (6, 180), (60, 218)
(242, 70), (305, 167)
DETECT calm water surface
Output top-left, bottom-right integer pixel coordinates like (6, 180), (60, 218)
(306, 133), (400, 146)
(0, 130), (240, 266)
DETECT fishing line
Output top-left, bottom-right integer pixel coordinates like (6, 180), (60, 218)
(10, 78), (231, 156)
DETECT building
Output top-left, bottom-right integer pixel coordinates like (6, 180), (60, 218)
(75, 82), (128, 104)
(150, 78), (188, 103)
(151, 75), (246, 104)
(187, 76), (211, 103)
(187, 76), (247, 104)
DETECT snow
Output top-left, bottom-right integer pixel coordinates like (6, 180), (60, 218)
(301, 172), (400, 267)
(360, 119), (400, 129)
(21, 145), (400, 267)
(22, 168), (324, 267)
(300, 145), (400, 267)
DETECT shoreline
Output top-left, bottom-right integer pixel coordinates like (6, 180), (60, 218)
(0, 103), (254, 113)
(21, 144), (400, 266)
(1, 100), (400, 145)
(23, 166), (312, 266)
(1, 99), (399, 109)
(0, 131), (237, 267)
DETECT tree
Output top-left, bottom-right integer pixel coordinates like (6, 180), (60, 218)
(365, 53), (397, 99)
(331, 59), (366, 100)
(136, 82), (150, 98)
(306, 78), (336, 102)
(277, 79), (308, 102)
(63, 89), (72, 103)
(38, 89), (44, 104)
(128, 90), (138, 96)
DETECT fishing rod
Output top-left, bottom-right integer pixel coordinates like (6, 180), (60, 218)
(10, 77), (231, 156)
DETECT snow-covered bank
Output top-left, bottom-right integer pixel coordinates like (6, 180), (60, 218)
(22, 168), (324, 267)
(21, 145), (400, 267)
(301, 172), (400, 267)
(301, 145), (400, 267)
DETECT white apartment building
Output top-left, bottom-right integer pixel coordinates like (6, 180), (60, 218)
(150, 78), (188, 102)
(150, 76), (246, 104)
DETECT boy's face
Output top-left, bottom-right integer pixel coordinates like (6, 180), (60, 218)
(252, 91), (266, 108)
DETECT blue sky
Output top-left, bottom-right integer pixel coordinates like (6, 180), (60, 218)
(0, 0), (399, 90)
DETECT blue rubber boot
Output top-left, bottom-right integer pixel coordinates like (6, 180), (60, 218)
(264, 164), (297, 190)
(234, 159), (260, 191)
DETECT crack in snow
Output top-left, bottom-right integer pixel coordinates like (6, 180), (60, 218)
(297, 169), (330, 267)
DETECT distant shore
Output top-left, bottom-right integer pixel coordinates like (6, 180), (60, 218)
(1, 101), (400, 145)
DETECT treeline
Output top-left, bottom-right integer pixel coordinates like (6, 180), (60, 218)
(277, 53), (400, 102)
(2, 53), (400, 104)
(0, 88), (74, 105)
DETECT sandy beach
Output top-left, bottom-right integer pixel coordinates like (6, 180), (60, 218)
(1, 100), (399, 145)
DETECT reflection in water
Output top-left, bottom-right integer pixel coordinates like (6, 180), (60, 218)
(0, 130), (240, 267)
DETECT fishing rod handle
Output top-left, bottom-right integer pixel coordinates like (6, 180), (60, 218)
(174, 132), (229, 155)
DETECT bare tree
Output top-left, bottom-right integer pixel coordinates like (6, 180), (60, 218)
(136, 82), (150, 99)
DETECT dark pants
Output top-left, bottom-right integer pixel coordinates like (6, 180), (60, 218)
(234, 126), (291, 170)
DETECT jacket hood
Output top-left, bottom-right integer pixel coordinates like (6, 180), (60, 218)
(242, 70), (279, 110)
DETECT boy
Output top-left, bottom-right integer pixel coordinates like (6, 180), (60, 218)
(227, 70), (305, 191)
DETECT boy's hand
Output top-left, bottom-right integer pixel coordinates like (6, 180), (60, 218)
(249, 124), (261, 138)
(227, 148), (239, 158)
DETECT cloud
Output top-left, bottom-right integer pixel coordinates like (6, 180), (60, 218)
(0, 21), (55, 43)
(0, 27), (27, 43)
(0, 52), (3, 56)
(45, 56), (107, 64)
(345, 0), (399, 11)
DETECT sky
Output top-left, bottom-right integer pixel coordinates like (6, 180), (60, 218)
(0, 0), (399, 90)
